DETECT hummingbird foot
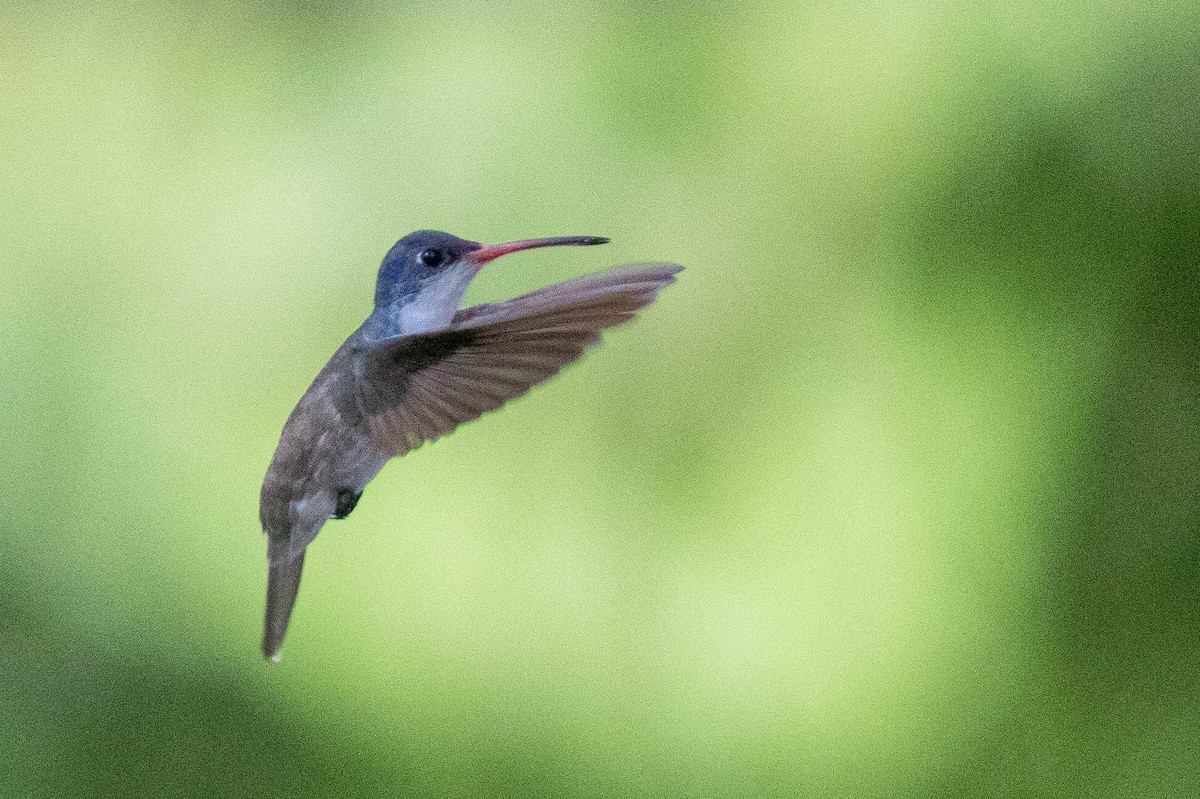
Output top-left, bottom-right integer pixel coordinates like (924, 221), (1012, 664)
(334, 487), (362, 519)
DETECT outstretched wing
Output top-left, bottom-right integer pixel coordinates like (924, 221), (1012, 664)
(358, 263), (682, 458)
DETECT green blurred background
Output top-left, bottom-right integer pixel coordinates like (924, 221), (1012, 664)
(2, 1), (1198, 797)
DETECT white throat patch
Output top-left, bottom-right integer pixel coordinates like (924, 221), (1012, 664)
(394, 262), (479, 334)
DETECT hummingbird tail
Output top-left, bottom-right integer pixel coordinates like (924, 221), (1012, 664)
(262, 545), (305, 661)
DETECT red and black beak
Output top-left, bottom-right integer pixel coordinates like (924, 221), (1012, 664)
(464, 236), (609, 266)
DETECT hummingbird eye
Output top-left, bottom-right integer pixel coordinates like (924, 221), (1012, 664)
(417, 248), (446, 269)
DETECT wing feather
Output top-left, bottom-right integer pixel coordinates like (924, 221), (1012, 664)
(359, 263), (681, 457)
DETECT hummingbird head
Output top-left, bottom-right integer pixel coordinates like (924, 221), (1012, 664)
(371, 230), (609, 335)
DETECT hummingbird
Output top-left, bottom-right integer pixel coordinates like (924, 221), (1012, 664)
(259, 230), (681, 659)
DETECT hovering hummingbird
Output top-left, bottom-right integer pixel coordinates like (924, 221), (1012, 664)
(259, 230), (681, 659)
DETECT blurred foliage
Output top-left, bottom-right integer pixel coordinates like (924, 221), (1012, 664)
(2, 1), (1198, 797)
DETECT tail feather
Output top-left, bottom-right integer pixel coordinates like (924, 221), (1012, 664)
(263, 546), (305, 661)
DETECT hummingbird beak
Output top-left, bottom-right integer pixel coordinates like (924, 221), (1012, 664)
(464, 236), (609, 266)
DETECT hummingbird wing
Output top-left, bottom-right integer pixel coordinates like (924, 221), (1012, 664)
(359, 263), (682, 458)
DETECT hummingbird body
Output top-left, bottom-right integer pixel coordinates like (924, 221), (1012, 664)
(259, 231), (681, 659)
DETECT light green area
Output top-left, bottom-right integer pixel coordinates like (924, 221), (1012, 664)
(2, 2), (1197, 797)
